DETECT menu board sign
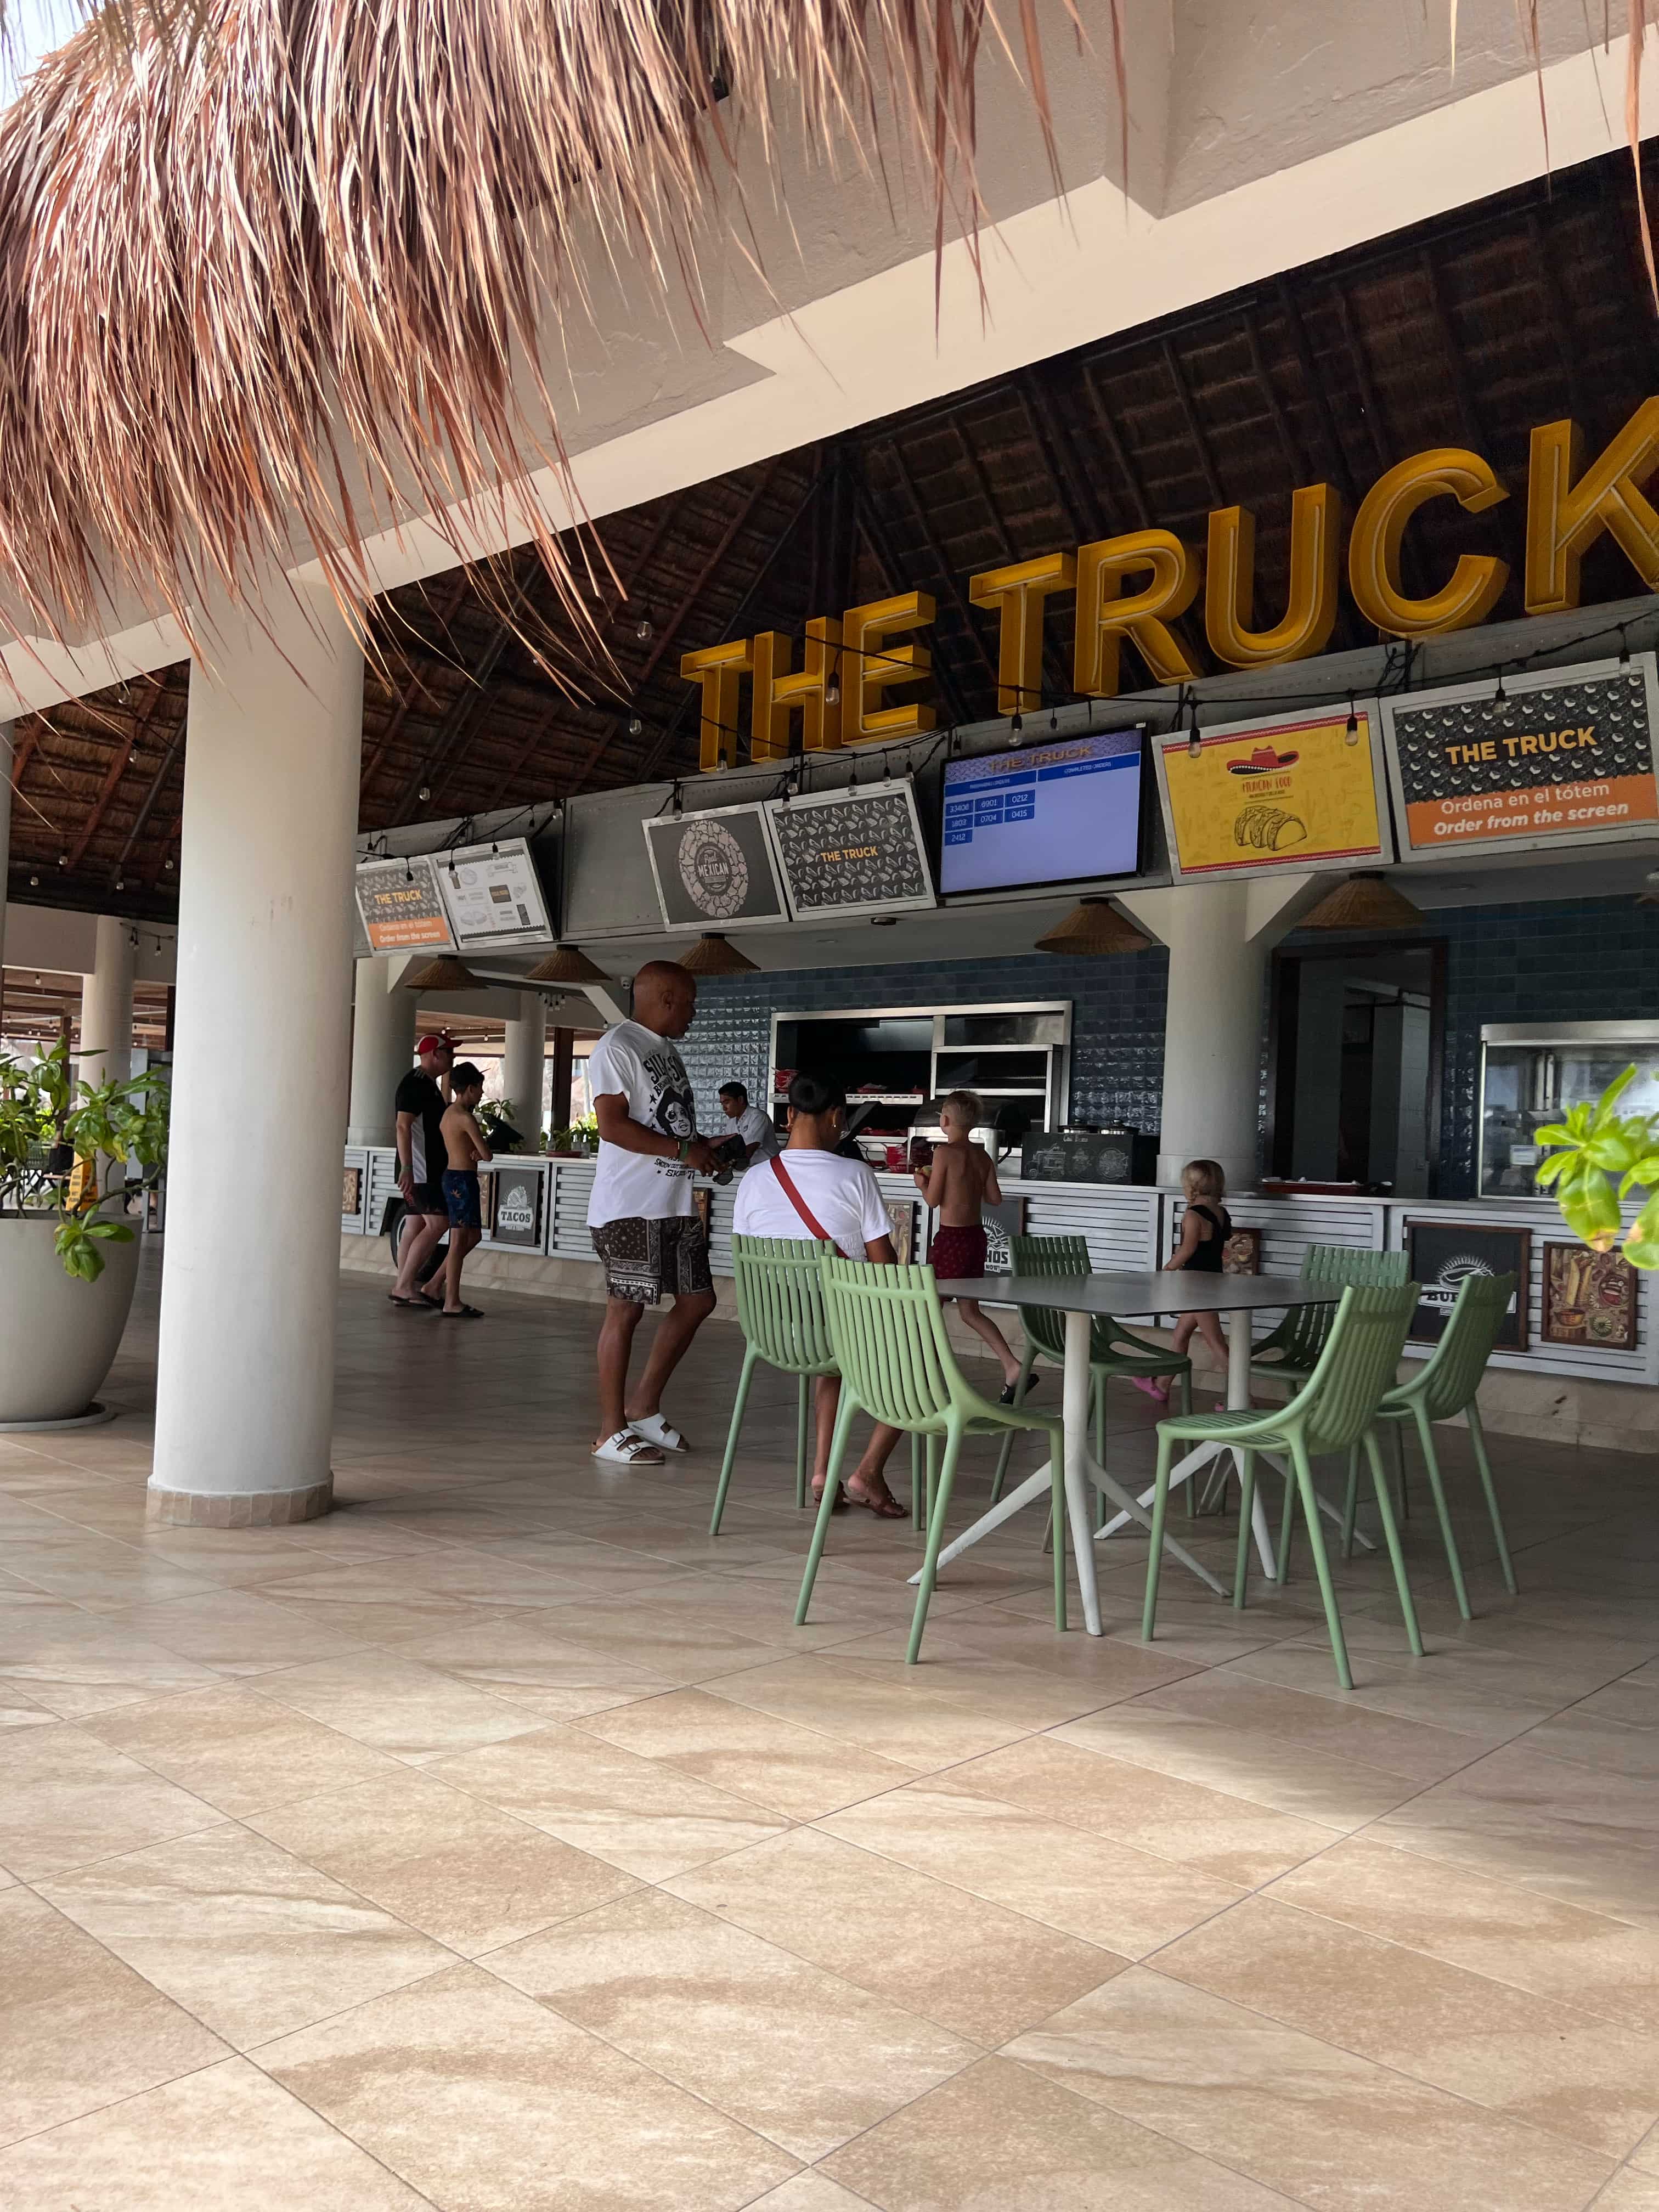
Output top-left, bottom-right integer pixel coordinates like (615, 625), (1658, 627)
(765, 780), (935, 921)
(1155, 706), (1391, 881)
(642, 803), (788, 932)
(354, 856), (456, 953)
(1381, 655), (1659, 861)
(487, 1165), (544, 1250)
(436, 838), (552, 947)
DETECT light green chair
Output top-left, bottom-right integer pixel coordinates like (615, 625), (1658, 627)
(1341, 1271), (1518, 1618)
(1143, 1282), (1423, 1690)
(1250, 1244), (1411, 1395)
(795, 1254), (1067, 1664)
(711, 1233), (926, 1536)
(990, 1233), (1193, 1519)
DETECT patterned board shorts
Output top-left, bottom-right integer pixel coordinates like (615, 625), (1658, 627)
(591, 1215), (714, 1306)
(928, 1223), (988, 1282)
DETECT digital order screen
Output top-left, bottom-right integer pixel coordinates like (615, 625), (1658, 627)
(939, 729), (1143, 894)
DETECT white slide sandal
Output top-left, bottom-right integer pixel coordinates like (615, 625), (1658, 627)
(628, 1414), (689, 1453)
(592, 1428), (665, 1467)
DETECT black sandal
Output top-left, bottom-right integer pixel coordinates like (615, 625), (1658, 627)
(439, 1304), (485, 1319)
(388, 1293), (427, 1309)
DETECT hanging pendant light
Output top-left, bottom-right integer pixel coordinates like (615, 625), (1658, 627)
(1035, 898), (1152, 955)
(402, 954), (481, 991)
(524, 944), (608, 985)
(1300, 873), (1425, 930)
(678, 932), (760, 975)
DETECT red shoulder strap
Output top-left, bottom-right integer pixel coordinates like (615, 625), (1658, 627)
(769, 1154), (851, 1260)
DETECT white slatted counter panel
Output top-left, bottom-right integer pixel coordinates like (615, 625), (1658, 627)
(547, 1161), (596, 1258)
(365, 1148), (400, 1237)
(341, 1148), (369, 1234)
(1166, 1194), (1387, 1340)
(1014, 1181), (1162, 1271)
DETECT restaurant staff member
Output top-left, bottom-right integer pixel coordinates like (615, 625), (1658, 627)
(719, 1081), (779, 1164)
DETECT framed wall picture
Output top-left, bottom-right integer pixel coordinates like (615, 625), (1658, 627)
(488, 1165), (544, 1250)
(1154, 703), (1392, 882)
(1541, 1242), (1639, 1351)
(1404, 1219), (1530, 1347)
(1222, 1223), (1262, 1275)
(765, 779), (935, 919)
(642, 802), (789, 932)
(886, 1199), (917, 1265)
(341, 1166), (363, 1221)
(692, 1186), (714, 1241)
(983, 1197), (1027, 1273)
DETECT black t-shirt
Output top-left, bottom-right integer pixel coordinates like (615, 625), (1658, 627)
(395, 1070), (447, 1187)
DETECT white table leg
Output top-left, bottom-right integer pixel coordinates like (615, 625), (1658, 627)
(1062, 1311), (1104, 1635)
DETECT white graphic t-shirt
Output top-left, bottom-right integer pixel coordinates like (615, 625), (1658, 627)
(732, 1148), (892, 1259)
(586, 1020), (698, 1227)
(733, 1104), (779, 1161)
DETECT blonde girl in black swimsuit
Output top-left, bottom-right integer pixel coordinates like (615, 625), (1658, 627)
(1135, 1159), (1233, 1408)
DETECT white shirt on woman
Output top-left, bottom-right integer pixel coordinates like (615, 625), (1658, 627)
(732, 1147), (891, 1257)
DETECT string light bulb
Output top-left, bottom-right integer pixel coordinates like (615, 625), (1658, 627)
(163, 858), (174, 872)
(1049, 708), (1059, 732)
(1187, 691), (1202, 760)
(417, 784), (431, 802)
(627, 715), (644, 738)
(1345, 699), (1359, 744)
(670, 783), (683, 817)
(634, 607), (654, 642)
(1010, 712), (1024, 741)
(1620, 629), (1632, 669)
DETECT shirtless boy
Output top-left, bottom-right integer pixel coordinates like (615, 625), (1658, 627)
(437, 1063), (493, 1319)
(915, 1088), (1024, 1400)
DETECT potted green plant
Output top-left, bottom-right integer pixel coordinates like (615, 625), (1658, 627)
(0, 1040), (170, 1426)
(1536, 1065), (1659, 1268)
(546, 1115), (597, 1159)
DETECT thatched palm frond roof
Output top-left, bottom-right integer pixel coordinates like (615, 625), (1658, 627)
(0, 0), (1071, 653)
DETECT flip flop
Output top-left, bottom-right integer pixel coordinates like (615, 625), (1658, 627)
(387, 1293), (428, 1309)
(810, 1485), (851, 1514)
(438, 1304), (485, 1319)
(416, 1290), (445, 1311)
(627, 1414), (689, 1453)
(844, 1476), (907, 1520)
(1132, 1376), (1170, 1403)
(999, 1375), (1037, 1405)
(592, 1428), (665, 1467)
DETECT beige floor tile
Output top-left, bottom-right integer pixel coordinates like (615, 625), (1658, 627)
(1222, 1637), (1554, 1742)
(429, 1723), (787, 1879)
(1519, 1696), (1659, 1782)
(0, 1683), (53, 1733)
(834, 1601), (1203, 1697)
(1596, 2169), (1659, 2210)
(490, 1887), (975, 2160)
(0, 1610), (222, 1719)
(0, 1723), (224, 1878)
(819, 1781), (1245, 1957)
(1380, 1742), (1659, 1929)
(1054, 1701), (1420, 1829)
(701, 1655), (1036, 1768)
(257, 1561), (522, 1645)
(246, 1768), (638, 1954)
(86, 1685), (403, 1815)
(514, 1597), (793, 1683)
(572, 1686), (917, 1819)
(1007, 1966), (1613, 2212)
(939, 1735), (1341, 1889)
(667, 1827), (1122, 2045)
(1139, 1667), (1488, 1785)
(741, 2176), (876, 2212)
(0, 2055), (432, 2209)
(37, 1824), (450, 2048)
(0, 1536), (221, 1613)
(821, 2053), (1301, 2210)
(260, 1960), (796, 2208)
(1157, 1892), (1659, 2158)
(1266, 1836), (1659, 2035)
(247, 1649), (545, 1764)
(396, 1615), (676, 1721)
(98, 1587), (369, 1675)
(0, 1887), (228, 2145)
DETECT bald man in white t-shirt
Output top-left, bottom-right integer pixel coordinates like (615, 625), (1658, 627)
(732, 1072), (907, 1517)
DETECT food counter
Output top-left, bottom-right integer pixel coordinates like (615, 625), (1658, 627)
(345, 1148), (1655, 1395)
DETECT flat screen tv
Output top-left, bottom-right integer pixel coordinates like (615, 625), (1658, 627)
(940, 727), (1142, 894)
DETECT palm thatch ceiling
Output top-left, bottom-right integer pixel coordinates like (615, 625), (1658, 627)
(8, 142), (1659, 922)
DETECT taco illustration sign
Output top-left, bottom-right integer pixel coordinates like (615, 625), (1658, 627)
(1155, 706), (1392, 880)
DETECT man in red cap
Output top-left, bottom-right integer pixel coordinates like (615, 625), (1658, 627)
(389, 1031), (455, 1308)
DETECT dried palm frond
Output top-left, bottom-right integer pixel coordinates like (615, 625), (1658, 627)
(0, 0), (1070, 664)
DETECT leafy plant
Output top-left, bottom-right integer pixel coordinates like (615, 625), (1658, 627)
(548, 1116), (598, 1155)
(477, 1097), (522, 1151)
(1535, 1066), (1659, 1270)
(0, 1040), (170, 1281)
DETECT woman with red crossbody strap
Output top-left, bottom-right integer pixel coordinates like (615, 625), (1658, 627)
(730, 1073), (909, 1519)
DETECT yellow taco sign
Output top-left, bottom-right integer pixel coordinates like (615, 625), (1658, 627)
(1157, 709), (1390, 878)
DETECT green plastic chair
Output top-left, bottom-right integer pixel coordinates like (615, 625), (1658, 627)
(795, 1254), (1067, 1664)
(990, 1233), (1193, 1514)
(1341, 1271), (1517, 1618)
(1250, 1244), (1410, 1395)
(1143, 1282), (1423, 1690)
(710, 1233), (927, 1536)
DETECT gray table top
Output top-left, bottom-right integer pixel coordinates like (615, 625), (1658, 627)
(933, 1271), (1340, 1319)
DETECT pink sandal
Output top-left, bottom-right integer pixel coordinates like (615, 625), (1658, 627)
(1132, 1376), (1171, 1404)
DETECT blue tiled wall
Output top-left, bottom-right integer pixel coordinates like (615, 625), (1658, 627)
(679, 896), (1656, 1194)
(679, 947), (1170, 1139)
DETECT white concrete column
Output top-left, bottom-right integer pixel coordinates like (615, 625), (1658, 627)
(347, 957), (414, 1145)
(149, 589), (363, 1527)
(1120, 878), (1320, 1193)
(79, 915), (137, 1091)
(501, 990), (547, 1138)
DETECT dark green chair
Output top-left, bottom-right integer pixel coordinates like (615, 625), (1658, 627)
(1342, 1271), (1518, 1617)
(797, 1254), (1066, 1664)
(1144, 1283), (1423, 1689)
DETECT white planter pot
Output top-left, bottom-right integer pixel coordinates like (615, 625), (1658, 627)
(0, 1216), (142, 1425)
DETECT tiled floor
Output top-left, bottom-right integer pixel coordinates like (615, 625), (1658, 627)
(1, 1256), (1657, 2210)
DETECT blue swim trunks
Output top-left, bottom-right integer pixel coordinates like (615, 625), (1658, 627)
(442, 1169), (482, 1229)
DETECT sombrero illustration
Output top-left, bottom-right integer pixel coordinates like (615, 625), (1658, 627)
(1226, 743), (1300, 776)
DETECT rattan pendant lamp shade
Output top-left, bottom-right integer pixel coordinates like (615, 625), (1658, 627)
(677, 932), (760, 976)
(1034, 898), (1152, 955)
(524, 944), (609, 985)
(1300, 873), (1425, 930)
(402, 954), (481, 991)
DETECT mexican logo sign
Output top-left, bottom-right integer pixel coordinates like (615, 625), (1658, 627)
(1381, 654), (1659, 860)
(1155, 706), (1392, 879)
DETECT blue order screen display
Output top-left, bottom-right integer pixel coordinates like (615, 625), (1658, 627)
(939, 729), (1142, 893)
